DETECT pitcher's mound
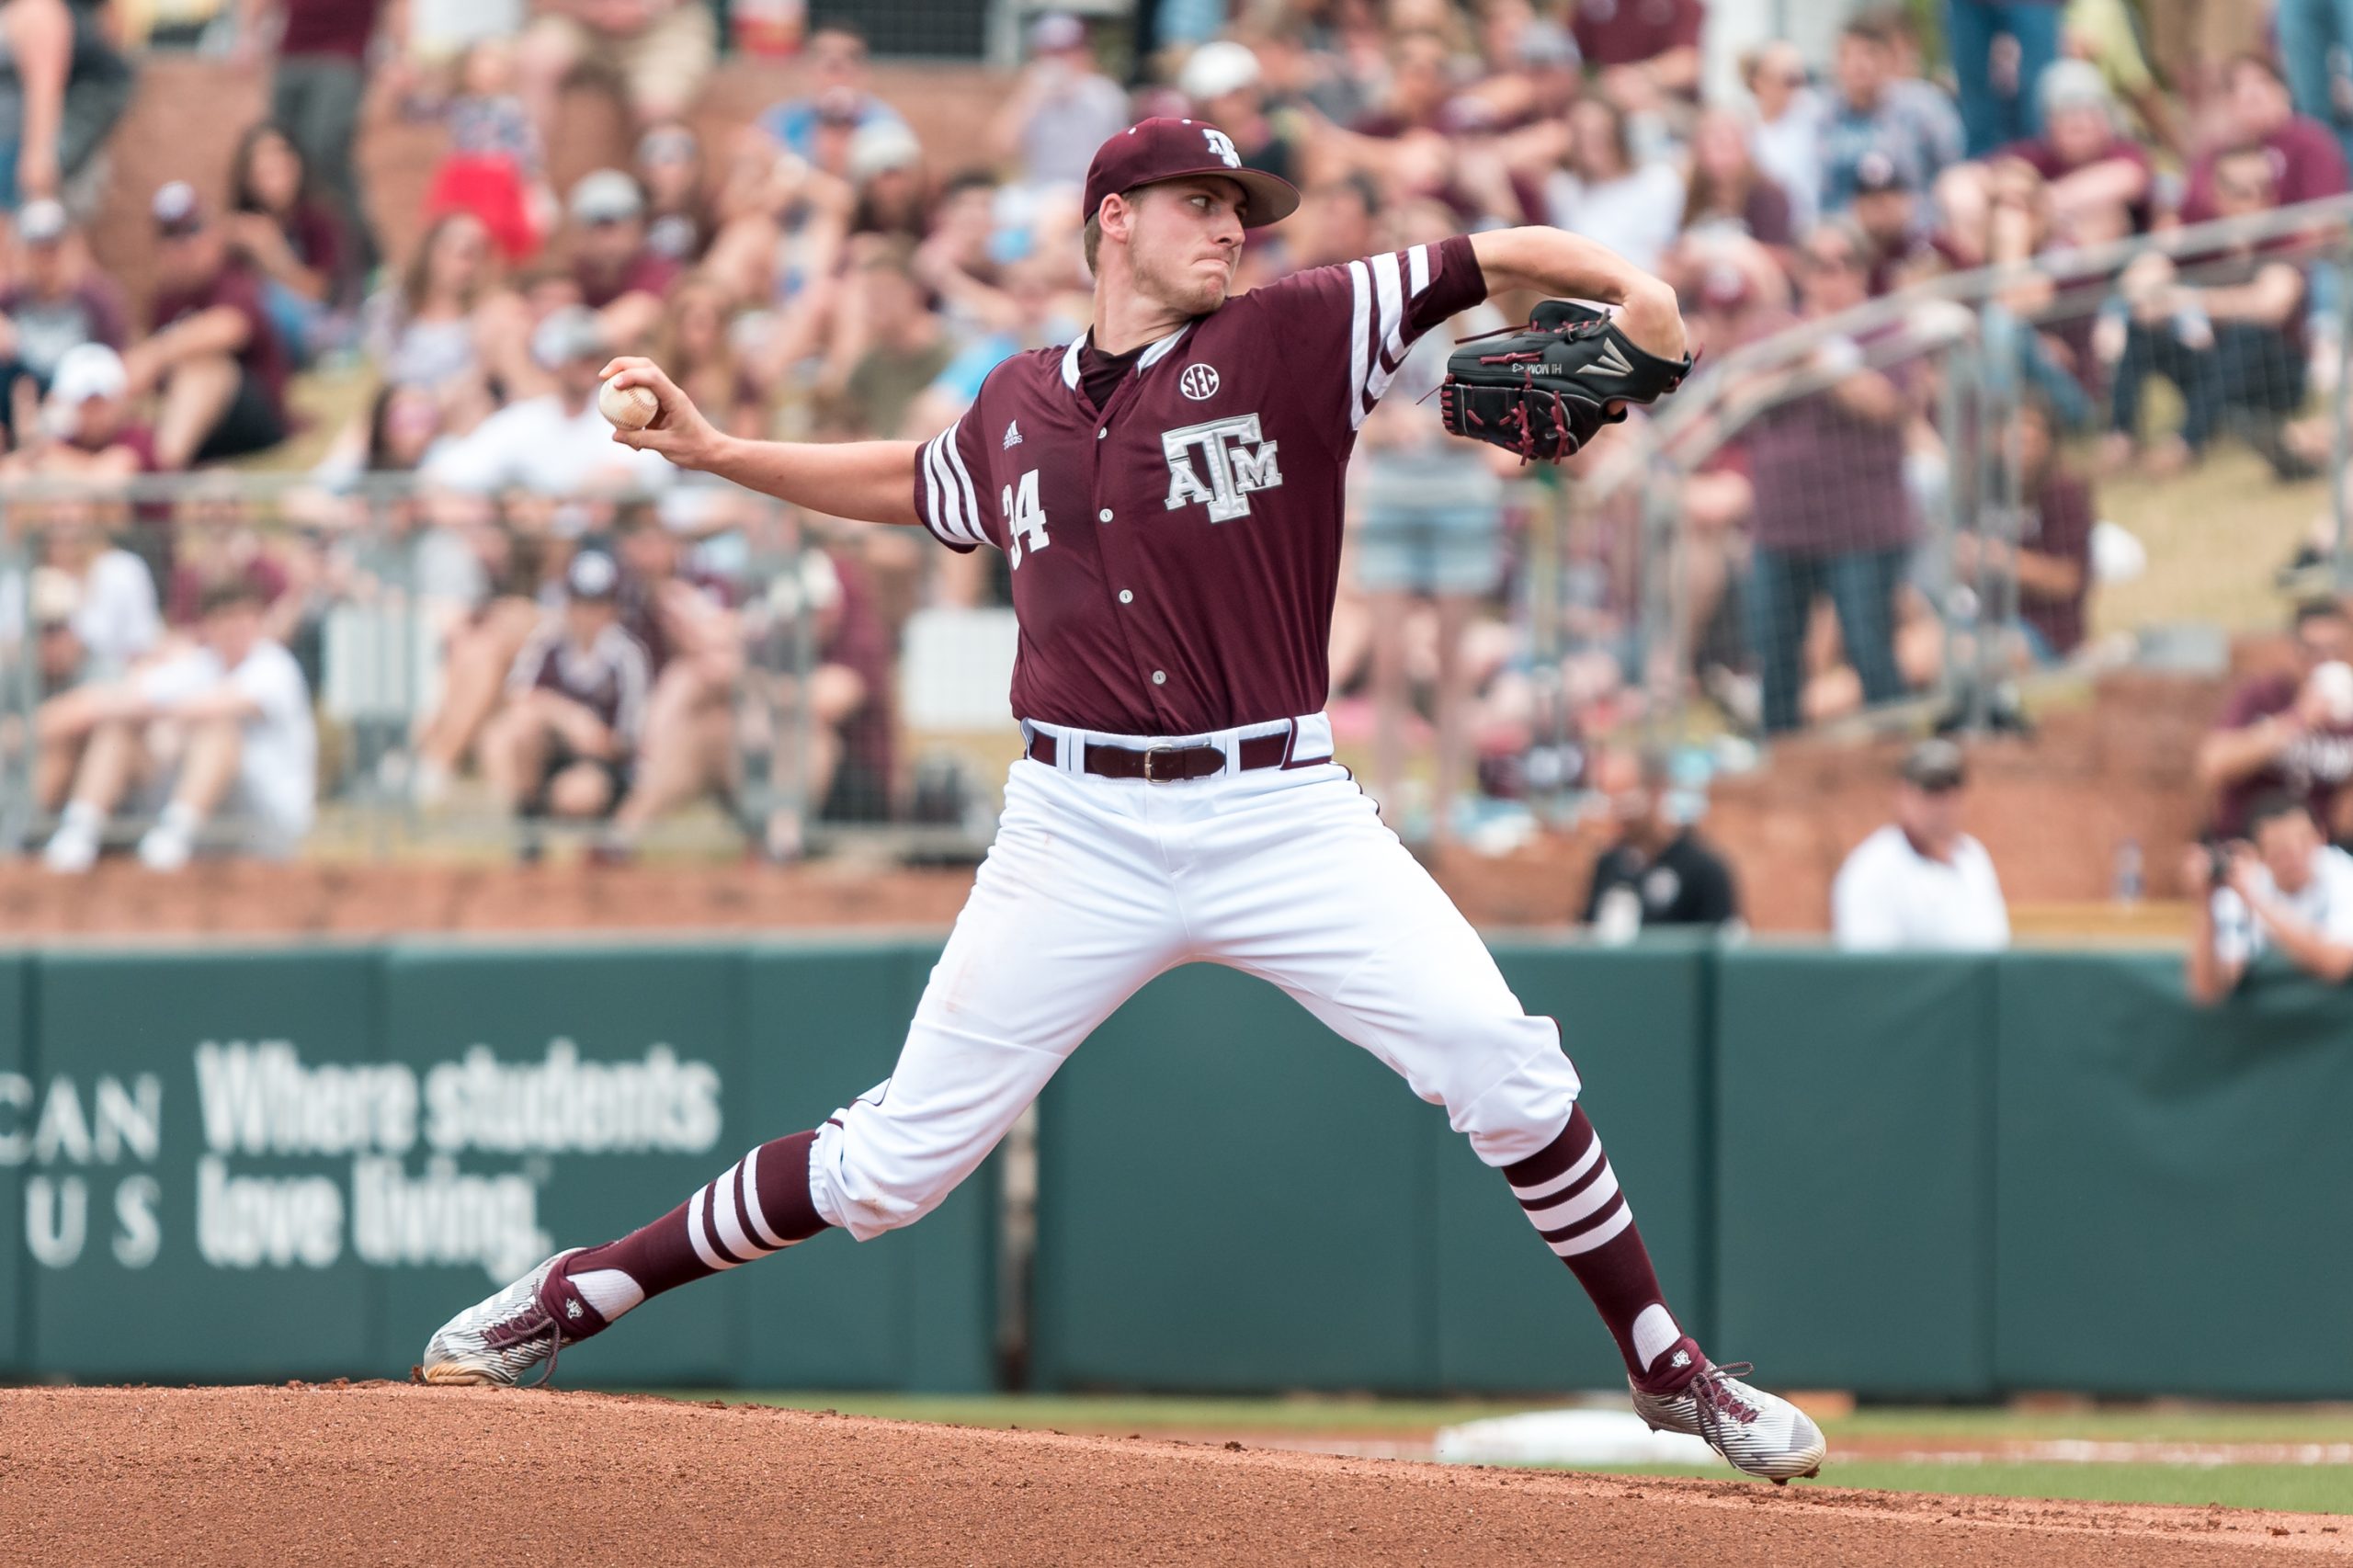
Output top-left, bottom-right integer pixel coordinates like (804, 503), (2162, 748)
(0, 1385), (2341, 1565)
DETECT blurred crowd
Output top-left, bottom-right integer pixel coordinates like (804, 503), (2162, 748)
(6, 0), (2353, 873)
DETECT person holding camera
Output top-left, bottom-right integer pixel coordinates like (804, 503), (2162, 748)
(2184, 791), (2353, 1005)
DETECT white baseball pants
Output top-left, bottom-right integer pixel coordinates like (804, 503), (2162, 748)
(807, 714), (1583, 1240)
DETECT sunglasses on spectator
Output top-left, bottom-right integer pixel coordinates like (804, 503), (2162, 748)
(1804, 250), (1858, 273)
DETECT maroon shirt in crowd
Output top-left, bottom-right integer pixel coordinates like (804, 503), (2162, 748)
(149, 261), (290, 420)
(823, 551), (896, 788)
(2211, 675), (2353, 837)
(913, 234), (1487, 734)
(507, 619), (654, 747)
(1572, 0), (1703, 70)
(2002, 133), (2155, 231)
(2018, 469), (2092, 657)
(280, 0), (384, 59)
(575, 250), (683, 311)
(2180, 117), (2349, 223)
(1744, 334), (1915, 555)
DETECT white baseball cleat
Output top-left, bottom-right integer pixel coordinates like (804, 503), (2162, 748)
(419, 1249), (584, 1387)
(1630, 1359), (1827, 1483)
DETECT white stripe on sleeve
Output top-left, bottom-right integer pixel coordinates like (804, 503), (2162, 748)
(1346, 259), (1371, 431)
(1363, 249), (1407, 409)
(1407, 242), (1431, 300)
(941, 420), (985, 544)
(922, 433), (977, 546)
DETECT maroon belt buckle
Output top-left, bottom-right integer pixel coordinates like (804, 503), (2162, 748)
(1142, 744), (1182, 784)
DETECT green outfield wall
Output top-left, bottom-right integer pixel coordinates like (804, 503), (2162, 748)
(0, 937), (2346, 1398)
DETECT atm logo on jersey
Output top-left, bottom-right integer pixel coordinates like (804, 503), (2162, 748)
(1162, 414), (1282, 522)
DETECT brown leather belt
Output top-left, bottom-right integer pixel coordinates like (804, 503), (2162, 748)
(1027, 730), (1296, 783)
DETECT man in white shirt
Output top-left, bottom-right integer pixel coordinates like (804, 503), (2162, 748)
(41, 579), (316, 872)
(422, 307), (674, 499)
(2184, 792), (2353, 1005)
(1831, 739), (2011, 950)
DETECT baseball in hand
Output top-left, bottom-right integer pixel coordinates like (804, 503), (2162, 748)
(598, 376), (660, 431)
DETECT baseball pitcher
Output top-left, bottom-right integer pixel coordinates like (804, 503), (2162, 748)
(423, 118), (1824, 1483)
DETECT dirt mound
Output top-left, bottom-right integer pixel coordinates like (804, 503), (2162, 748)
(0, 1386), (2339, 1565)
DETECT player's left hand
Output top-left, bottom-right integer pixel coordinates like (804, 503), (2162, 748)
(1438, 296), (1696, 463)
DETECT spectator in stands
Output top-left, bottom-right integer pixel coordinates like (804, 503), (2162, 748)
(655, 275), (764, 439)
(1832, 739), (2011, 949)
(426, 34), (552, 264)
(423, 304), (673, 495)
(226, 121), (355, 367)
(1679, 108), (1794, 256)
(519, 0), (716, 137)
(637, 121), (714, 266)
(239, 0), (395, 274)
(2101, 145), (2313, 482)
(845, 119), (930, 243)
(0, 197), (125, 438)
(2186, 791), (2353, 1003)
(1945, 0), (2063, 157)
(361, 210), (511, 416)
(17, 499), (160, 808)
(2198, 598), (2353, 842)
(0, 0), (134, 210)
(128, 182), (290, 470)
(1939, 60), (2154, 257)
(1951, 393), (2093, 665)
(992, 13), (1128, 196)
(5, 342), (153, 477)
(1847, 152), (1946, 296)
(736, 539), (897, 858)
(1744, 40), (1824, 234)
(756, 21), (904, 166)
(826, 241), (951, 438)
(41, 578), (314, 873)
(1179, 40), (1302, 190)
(1822, 13), (1962, 212)
(481, 547), (651, 853)
(1571, 0), (1700, 110)
(1579, 749), (1741, 938)
(1745, 220), (1917, 733)
(566, 168), (679, 353)
(1544, 97), (1684, 274)
(2179, 54), (2348, 223)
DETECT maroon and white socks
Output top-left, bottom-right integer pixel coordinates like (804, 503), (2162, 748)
(1503, 1104), (1701, 1393)
(546, 1130), (832, 1337)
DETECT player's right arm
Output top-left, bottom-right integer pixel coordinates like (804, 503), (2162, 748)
(600, 357), (924, 528)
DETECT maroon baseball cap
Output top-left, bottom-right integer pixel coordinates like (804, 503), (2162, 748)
(1082, 117), (1300, 231)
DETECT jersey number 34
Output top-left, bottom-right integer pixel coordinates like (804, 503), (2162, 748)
(1002, 469), (1051, 568)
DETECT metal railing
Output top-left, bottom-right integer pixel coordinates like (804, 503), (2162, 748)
(0, 473), (1014, 865)
(1537, 193), (2353, 762)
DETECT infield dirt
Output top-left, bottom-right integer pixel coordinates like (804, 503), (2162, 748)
(0, 1386), (2345, 1565)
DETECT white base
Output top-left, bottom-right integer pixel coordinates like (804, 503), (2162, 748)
(1435, 1408), (1718, 1469)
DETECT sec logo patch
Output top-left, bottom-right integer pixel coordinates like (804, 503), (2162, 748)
(1179, 363), (1221, 402)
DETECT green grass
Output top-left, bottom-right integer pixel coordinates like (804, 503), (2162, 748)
(1581, 1460), (2353, 1515)
(659, 1392), (2353, 1516)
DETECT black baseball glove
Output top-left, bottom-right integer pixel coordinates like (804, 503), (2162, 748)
(1438, 301), (1696, 461)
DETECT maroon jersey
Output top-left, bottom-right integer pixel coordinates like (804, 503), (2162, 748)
(913, 234), (1486, 734)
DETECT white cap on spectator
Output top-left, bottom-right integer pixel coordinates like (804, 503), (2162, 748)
(48, 343), (126, 406)
(1179, 40), (1262, 103)
(566, 550), (620, 600)
(847, 119), (923, 183)
(2040, 58), (2111, 113)
(17, 198), (68, 245)
(152, 179), (206, 237)
(530, 305), (606, 369)
(1028, 12), (1086, 54)
(570, 168), (644, 226)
